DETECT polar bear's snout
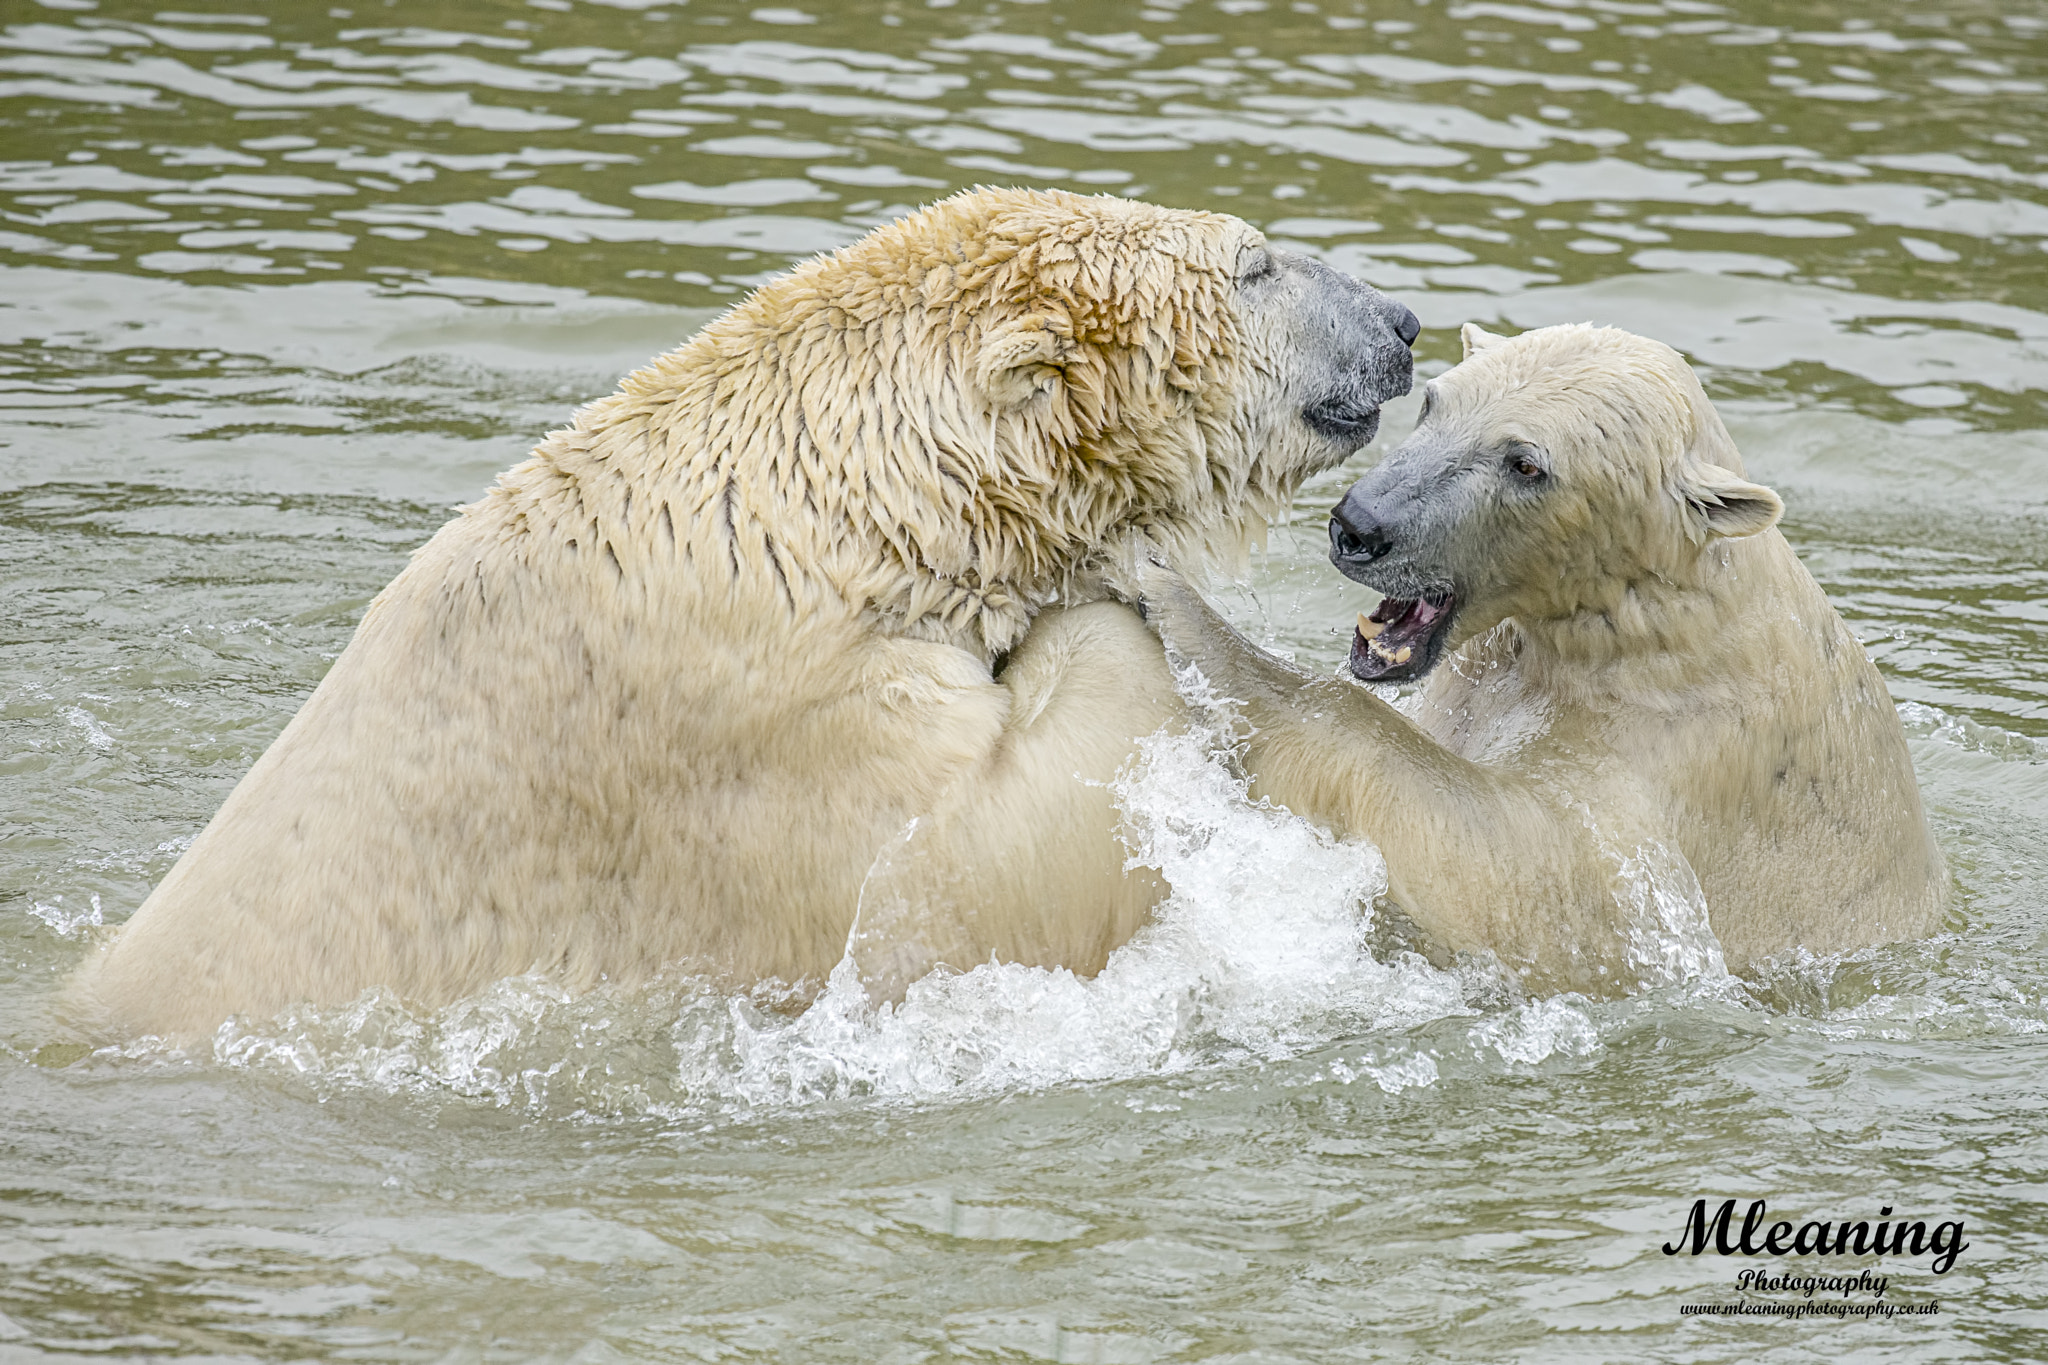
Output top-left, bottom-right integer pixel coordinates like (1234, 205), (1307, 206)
(1328, 450), (1467, 683)
(1328, 494), (1392, 569)
(1259, 250), (1417, 453)
(1327, 463), (1444, 590)
(1389, 302), (1422, 347)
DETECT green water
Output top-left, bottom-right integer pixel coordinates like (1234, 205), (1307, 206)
(3, 0), (2046, 1359)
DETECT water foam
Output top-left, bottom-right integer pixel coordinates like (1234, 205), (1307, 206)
(1568, 799), (1732, 991)
(29, 892), (103, 938)
(1899, 700), (2048, 764)
(207, 726), (1478, 1115)
(1469, 996), (1603, 1066)
(192, 643), (1829, 1116)
(1612, 840), (1731, 989)
(674, 727), (1468, 1108)
(194, 698), (1790, 1115)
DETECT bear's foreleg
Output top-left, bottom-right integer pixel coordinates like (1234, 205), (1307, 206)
(1135, 566), (1626, 992)
(847, 602), (1189, 1001)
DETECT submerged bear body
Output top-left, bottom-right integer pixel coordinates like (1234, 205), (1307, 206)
(72, 188), (1415, 1037)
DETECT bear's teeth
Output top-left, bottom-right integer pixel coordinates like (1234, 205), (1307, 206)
(1394, 645), (1413, 664)
(1357, 612), (1385, 641)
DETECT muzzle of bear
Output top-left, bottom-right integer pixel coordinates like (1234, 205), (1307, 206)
(1328, 489), (1395, 584)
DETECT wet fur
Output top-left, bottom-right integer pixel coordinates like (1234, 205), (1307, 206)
(1143, 323), (1946, 993)
(70, 188), (1411, 1038)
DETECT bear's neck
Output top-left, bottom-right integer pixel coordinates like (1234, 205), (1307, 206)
(1505, 533), (1811, 692)
(537, 315), (1099, 662)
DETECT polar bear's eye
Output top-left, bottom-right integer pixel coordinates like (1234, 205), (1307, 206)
(1505, 442), (1548, 481)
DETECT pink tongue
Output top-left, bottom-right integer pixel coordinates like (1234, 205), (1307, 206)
(1411, 600), (1442, 627)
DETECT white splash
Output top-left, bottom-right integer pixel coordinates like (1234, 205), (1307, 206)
(208, 725), (1479, 1115)
(1613, 839), (1731, 988)
(1899, 700), (2048, 763)
(1570, 800), (1730, 990)
(1350, 1051), (1442, 1094)
(30, 892), (103, 937)
(1469, 996), (1601, 1066)
(63, 706), (115, 751)
(677, 727), (1469, 1107)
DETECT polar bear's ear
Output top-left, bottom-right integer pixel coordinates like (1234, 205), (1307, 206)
(976, 316), (1068, 408)
(1460, 323), (1508, 358)
(1678, 463), (1784, 542)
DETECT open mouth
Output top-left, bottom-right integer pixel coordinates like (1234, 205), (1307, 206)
(1348, 593), (1456, 682)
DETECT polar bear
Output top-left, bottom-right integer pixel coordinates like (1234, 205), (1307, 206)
(70, 187), (1417, 1038)
(1139, 323), (1946, 993)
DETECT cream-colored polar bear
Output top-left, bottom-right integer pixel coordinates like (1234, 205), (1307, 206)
(71, 187), (1417, 1038)
(1141, 323), (1945, 993)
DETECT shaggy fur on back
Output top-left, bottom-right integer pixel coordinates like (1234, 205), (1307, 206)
(497, 188), (1281, 660)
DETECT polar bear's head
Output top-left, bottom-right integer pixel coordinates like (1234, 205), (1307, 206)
(937, 189), (1421, 544)
(678, 187), (1415, 655)
(1326, 322), (1782, 681)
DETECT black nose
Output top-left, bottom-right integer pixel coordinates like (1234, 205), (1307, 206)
(1329, 500), (1392, 567)
(1390, 302), (1421, 348)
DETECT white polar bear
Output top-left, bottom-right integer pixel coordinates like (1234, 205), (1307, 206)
(69, 188), (1417, 1038)
(1140, 322), (1946, 993)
